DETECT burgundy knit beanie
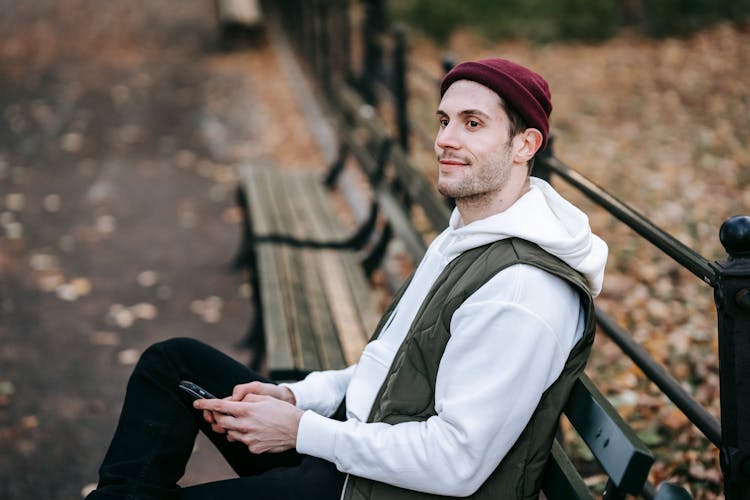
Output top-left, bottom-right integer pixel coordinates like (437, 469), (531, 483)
(440, 58), (552, 151)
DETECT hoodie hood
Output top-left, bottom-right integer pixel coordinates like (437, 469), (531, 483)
(439, 177), (608, 296)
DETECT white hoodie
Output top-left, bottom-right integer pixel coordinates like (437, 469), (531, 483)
(285, 177), (608, 497)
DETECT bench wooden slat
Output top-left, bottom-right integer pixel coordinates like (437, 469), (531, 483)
(336, 85), (385, 145)
(257, 170), (304, 369)
(287, 250), (323, 370)
(280, 171), (320, 241)
(316, 249), (369, 365)
(288, 247), (333, 371)
(293, 172), (350, 241)
(254, 244), (295, 370)
(289, 171), (376, 364)
(564, 374), (654, 494)
(250, 169), (314, 372)
(542, 439), (595, 499)
(375, 185), (428, 262)
(240, 167), (274, 234)
(292, 177), (374, 368)
(246, 168), (315, 372)
(242, 166), (332, 241)
(243, 169), (298, 372)
(343, 131), (383, 179)
(282, 177), (348, 370)
(258, 243), (348, 378)
(296, 174), (381, 337)
(301, 250), (348, 370)
(264, 171), (324, 372)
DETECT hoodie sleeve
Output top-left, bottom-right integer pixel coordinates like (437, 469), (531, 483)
(295, 265), (584, 496)
(281, 365), (356, 417)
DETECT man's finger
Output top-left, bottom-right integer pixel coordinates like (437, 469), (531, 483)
(231, 381), (260, 401)
(194, 398), (242, 415)
(240, 393), (267, 403)
(213, 411), (239, 428)
(226, 430), (246, 444)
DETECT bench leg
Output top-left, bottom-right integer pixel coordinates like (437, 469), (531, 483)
(323, 143), (349, 188)
(362, 223), (393, 276)
(231, 185), (254, 270)
(232, 183), (266, 371)
(244, 310), (265, 373)
(239, 251), (265, 374)
(235, 270), (266, 374)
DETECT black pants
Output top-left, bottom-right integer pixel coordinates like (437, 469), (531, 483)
(87, 337), (346, 499)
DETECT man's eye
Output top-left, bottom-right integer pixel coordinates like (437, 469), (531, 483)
(439, 118), (449, 126)
(468, 120), (479, 128)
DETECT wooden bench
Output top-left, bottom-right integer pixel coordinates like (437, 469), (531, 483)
(236, 165), (380, 380)
(234, 82), (693, 499)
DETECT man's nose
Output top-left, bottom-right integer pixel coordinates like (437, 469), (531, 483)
(435, 123), (460, 150)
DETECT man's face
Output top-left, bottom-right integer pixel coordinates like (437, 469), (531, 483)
(434, 80), (517, 202)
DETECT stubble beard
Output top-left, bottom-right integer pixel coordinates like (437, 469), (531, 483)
(437, 149), (513, 208)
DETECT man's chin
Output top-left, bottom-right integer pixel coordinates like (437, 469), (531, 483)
(437, 182), (459, 199)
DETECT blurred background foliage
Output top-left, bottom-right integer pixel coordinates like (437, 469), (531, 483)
(389, 0), (750, 43)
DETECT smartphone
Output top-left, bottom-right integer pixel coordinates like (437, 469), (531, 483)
(178, 380), (218, 400)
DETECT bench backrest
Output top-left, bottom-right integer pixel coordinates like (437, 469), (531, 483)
(546, 374), (655, 498)
(567, 375), (654, 492)
(331, 84), (450, 257)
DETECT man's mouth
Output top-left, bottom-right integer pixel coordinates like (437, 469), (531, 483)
(438, 157), (469, 166)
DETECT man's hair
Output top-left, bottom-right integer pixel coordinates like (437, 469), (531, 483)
(501, 99), (537, 173)
(440, 58), (552, 152)
(502, 100), (527, 141)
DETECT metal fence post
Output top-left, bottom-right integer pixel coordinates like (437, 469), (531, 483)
(309, 0), (321, 83)
(328, 0), (350, 86)
(318, 0), (332, 98)
(441, 54), (455, 75)
(716, 215), (750, 499)
(393, 25), (409, 152)
(534, 136), (553, 183)
(361, 0), (385, 104)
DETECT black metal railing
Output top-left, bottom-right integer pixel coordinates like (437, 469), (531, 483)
(534, 139), (750, 500)
(266, 1), (750, 497)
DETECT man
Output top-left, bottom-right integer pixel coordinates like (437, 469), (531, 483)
(87, 58), (607, 499)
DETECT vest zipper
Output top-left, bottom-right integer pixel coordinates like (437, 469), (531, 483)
(339, 474), (350, 500)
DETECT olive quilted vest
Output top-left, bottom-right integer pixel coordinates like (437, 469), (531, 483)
(341, 238), (596, 500)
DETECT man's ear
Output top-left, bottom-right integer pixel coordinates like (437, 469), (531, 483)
(512, 128), (543, 164)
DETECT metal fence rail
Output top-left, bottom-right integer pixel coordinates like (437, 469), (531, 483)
(267, 0), (750, 497)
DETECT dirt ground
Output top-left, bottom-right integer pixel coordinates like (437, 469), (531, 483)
(0, 1), (328, 498)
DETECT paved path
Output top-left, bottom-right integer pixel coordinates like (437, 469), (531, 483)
(0, 1), (326, 497)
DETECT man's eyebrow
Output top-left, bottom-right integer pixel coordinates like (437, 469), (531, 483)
(435, 109), (491, 119)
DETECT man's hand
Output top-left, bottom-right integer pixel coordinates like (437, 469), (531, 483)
(230, 381), (296, 405)
(194, 394), (304, 453)
(199, 381), (296, 433)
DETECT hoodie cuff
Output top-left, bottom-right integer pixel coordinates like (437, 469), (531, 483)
(296, 410), (339, 463)
(278, 382), (306, 409)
